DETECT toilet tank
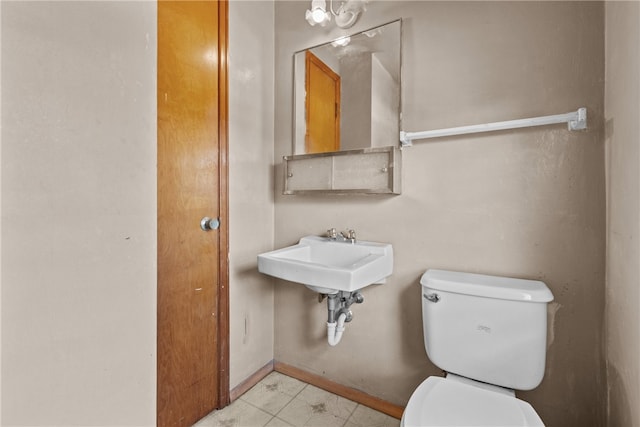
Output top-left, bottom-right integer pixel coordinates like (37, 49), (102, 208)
(421, 269), (554, 391)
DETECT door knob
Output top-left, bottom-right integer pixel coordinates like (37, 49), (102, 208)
(200, 217), (220, 231)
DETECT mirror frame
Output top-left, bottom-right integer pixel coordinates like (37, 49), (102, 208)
(292, 19), (402, 156)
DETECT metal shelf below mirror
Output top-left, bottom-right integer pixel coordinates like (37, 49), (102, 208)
(283, 146), (401, 195)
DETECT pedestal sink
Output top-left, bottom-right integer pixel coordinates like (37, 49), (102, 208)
(257, 235), (393, 294)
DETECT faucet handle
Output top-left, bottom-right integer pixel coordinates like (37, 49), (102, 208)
(340, 229), (356, 242)
(327, 228), (337, 239)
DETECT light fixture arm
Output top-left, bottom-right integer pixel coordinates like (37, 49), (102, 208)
(333, 0), (368, 29)
(328, 0), (339, 17)
(306, 0), (368, 29)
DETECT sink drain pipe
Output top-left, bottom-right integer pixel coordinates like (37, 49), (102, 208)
(327, 312), (347, 346)
(325, 291), (364, 346)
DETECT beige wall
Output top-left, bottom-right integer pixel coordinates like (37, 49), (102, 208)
(4, 1), (632, 426)
(274, 2), (606, 426)
(1, 1), (278, 423)
(228, 1), (276, 389)
(1, 2), (157, 425)
(604, 2), (640, 426)
(1, 2), (4, 420)
(341, 53), (372, 150)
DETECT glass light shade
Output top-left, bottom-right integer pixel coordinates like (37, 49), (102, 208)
(305, 0), (330, 26)
(312, 8), (326, 22)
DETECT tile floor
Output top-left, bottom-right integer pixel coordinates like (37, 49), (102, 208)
(193, 371), (401, 427)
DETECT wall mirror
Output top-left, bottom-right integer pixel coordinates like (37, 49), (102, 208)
(293, 19), (401, 155)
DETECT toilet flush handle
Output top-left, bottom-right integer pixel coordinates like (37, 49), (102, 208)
(423, 293), (440, 303)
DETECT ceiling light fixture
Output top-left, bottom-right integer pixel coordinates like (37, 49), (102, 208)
(305, 0), (331, 27)
(305, 0), (368, 29)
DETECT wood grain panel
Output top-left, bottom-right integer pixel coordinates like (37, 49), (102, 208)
(157, 1), (228, 425)
(305, 51), (340, 153)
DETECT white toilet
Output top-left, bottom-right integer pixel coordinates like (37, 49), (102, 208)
(401, 269), (554, 427)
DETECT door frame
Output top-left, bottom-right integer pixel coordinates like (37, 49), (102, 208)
(216, 0), (230, 410)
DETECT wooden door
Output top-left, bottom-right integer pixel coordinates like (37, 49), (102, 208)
(305, 51), (341, 153)
(157, 1), (229, 426)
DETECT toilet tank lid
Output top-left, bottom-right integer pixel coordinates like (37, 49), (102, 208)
(420, 269), (554, 303)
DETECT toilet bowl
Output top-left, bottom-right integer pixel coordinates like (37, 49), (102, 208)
(401, 375), (544, 427)
(401, 269), (553, 427)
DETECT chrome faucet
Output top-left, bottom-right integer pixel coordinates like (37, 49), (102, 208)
(326, 228), (338, 240)
(326, 228), (356, 244)
(340, 229), (356, 244)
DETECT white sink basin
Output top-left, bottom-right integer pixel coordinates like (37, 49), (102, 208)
(257, 235), (393, 294)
